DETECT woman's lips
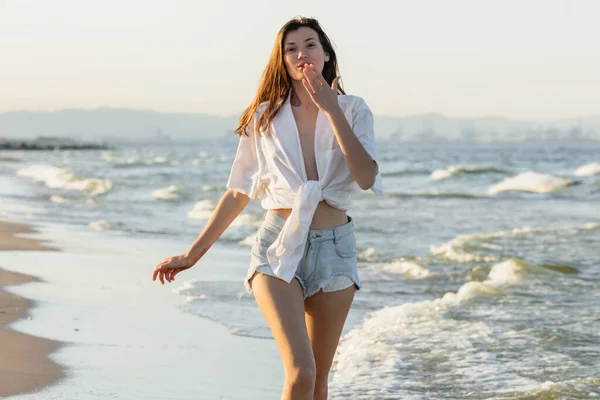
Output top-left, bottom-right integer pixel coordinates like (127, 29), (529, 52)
(296, 61), (311, 69)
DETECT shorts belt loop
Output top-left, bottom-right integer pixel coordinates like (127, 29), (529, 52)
(333, 226), (338, 244)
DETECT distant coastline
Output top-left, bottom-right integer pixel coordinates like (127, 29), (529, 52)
(0, 137), (110, 151)
(1, 108), (599, 144)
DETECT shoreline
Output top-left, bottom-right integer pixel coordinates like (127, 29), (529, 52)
(0, 221), (64, 398)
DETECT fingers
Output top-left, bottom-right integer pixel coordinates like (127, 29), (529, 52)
(302, 71), (316, 94)
(153, 265), (184, 284)
(152, 259), (168, 281)
(331, 76), (340, 91)
(153, 254), (193, 285)
(310, 64), (328, 86)
(302, 78), (315, 96)
(153, 257), (176, 283)
(153, 267), (173, 284)
(302, 65), (321, 92)
(167, 268), (176, 282)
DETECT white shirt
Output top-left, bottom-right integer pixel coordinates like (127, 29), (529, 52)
(227, 93), (384, 283)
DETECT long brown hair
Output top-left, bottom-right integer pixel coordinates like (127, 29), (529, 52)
(235, 17), (345, 137)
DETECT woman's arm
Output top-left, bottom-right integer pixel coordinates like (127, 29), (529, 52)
(324, 107), (378, 190)
(184, 188), (250, 263)
(301, 64), (378, 190)
(152, 189), (250, 284)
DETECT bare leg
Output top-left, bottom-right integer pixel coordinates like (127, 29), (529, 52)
(304, 286), (356, 400)
(250, 273), (316, 400)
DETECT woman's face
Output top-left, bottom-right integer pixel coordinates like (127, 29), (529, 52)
(283, 27), (329, 82)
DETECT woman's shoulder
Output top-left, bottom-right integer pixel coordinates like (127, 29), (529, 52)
(337, 94), (369, 110)
(337, 95), (372, 119)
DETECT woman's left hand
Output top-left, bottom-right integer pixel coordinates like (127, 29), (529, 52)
(302, 64), (340, 114)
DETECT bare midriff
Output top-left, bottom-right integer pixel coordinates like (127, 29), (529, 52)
(269, 200), (348, 230)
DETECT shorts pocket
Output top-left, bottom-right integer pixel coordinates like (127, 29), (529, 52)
(334, 232), (357, 258)
(252, 225), (280, 255)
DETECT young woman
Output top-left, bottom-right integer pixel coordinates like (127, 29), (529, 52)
(153, 17), (383, 400)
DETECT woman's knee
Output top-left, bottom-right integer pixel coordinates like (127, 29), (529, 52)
(285, 362), (317, 391)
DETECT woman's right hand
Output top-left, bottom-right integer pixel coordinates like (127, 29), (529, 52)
(152, 254), (196, 285)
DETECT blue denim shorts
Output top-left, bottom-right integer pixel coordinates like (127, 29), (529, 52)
(245, 211), (361, 299)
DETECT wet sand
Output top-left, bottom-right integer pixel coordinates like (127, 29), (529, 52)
(0, 221), (63, 398)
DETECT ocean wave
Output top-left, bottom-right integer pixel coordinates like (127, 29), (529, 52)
(488, 171), (575, 195)
(89, 220), (113, 231)
(202, 185), (226, 192)
(186, 200), (215, 220)
(17, 164), (113, 197)
(431, 222), (600, 264)
(381, 168), (430, 177)
(485, 258), (560, 285)
(152, 185), (184, 200)
(102, 153), (175, 167)
(574, 162), (600, 177)
(238, 233), (257, 247)
(389, 191), (478, 199)
(186, 200), (260, 227)
(229, 213), (261, 228)
(525, 377), (600, 398)
(50, 195), (96, 205)
(329, 258), (549, 398)
(431, 165), (506, 181)
(380, 260), (435, 280)
(361, 259), (436, 281)
(357, 247), (379, 262)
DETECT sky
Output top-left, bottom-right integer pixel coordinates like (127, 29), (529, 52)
(1, 0), (599, 120)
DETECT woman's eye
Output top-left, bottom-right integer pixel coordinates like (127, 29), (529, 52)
(308, 43), (315, 47)
(286, 48), (296, 52)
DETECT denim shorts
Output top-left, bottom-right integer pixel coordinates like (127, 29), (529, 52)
(245, 211), (361, 299)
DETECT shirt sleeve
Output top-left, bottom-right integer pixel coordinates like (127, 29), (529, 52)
(352, 97), (384, 195)
(226, 118), (264, 200)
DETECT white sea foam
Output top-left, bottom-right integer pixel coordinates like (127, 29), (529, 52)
(526, 377), (600, 398)
(153, 156), (169, 164)
(187, 200), (258, 226)
(380, 260), (435, 280)
(574, 162), (600, 176)
(89, 220), (113, 231)
(431, 231), (501, 263)
(431, 222), (599, 263)
(357, 247), (379, 261)
(186, 200), (215, 220)
(102, 152), (174, 166)
(152, 185), (182, 200)
(488, 171), (573, 195)
(202, 185), (225, 192)
(230, 213), (261, 228)
(431, 165), (505, 181)
(102, 154), (143, 166)
(238, 233), (257, 247)
(17, 164), (113, 196)
(330, 258), (543, 398)
(50, 195), (96, 205)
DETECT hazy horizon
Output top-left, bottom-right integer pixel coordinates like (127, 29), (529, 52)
(2, 0), (599, 120)
(2, 105), (600, 123)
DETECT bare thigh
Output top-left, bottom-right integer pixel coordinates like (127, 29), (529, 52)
(249, 273), (315, 374)
(304, 286), (356, 381)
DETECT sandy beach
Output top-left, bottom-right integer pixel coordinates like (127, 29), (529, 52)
(0, 215), (284, 399)
(0, 221), (64, 398)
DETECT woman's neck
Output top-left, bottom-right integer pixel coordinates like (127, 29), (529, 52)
(290, 83), (316, 111)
